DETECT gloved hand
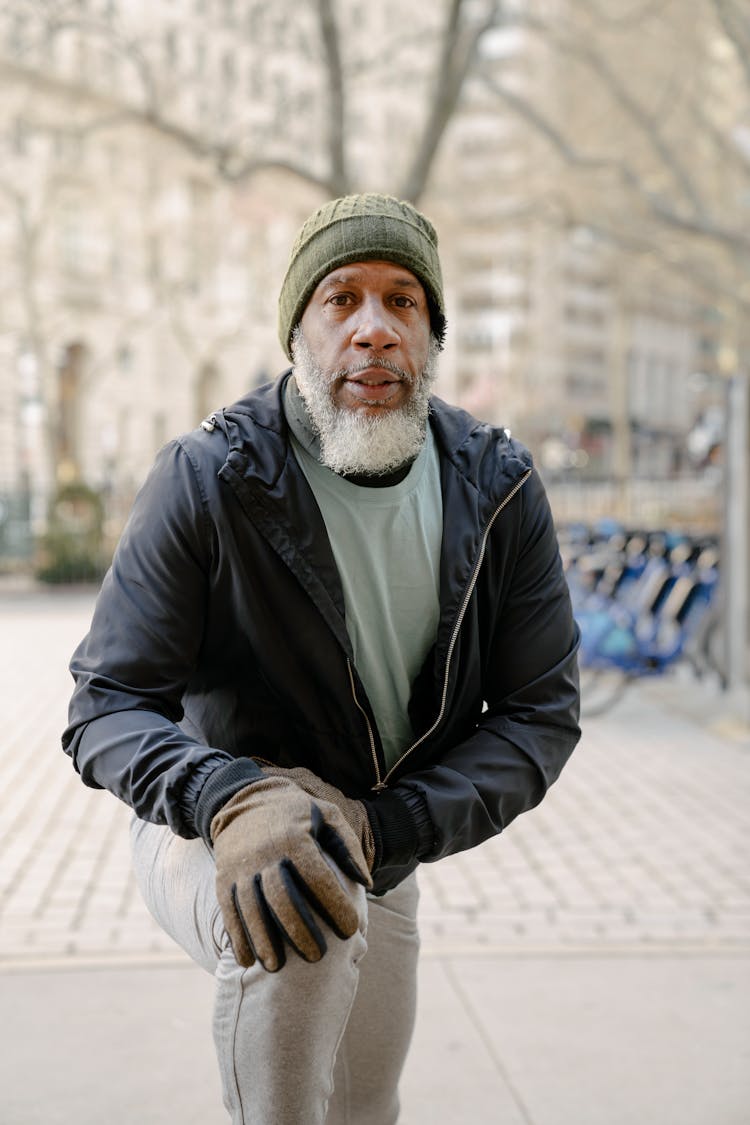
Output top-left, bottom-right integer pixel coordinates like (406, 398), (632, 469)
(211, 776), (372, 972)
(257, 763), (376, 872)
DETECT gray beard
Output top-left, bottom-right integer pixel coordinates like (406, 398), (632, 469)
(290, 329), (438, 476)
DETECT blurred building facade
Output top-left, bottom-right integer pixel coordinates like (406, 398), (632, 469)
(0, 0), (312, 555)
(431, 10), (729, 488)
(0, 0), (735, 565)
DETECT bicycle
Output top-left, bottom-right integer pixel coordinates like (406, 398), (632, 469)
(560, 524), (720, 717)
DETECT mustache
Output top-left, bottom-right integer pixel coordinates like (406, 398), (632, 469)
(330, 357), (414, 384)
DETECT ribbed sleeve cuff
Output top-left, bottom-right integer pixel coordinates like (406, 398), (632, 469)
(393, 785), (435, 859)
(364, 789), (420, 871)
(193, 757), (265, 843)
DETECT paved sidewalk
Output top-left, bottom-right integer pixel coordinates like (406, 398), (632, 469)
(1, 588), (749, 1123)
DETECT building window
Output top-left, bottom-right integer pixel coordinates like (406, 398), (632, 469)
(13, 117), (28, 156)
(116, 343), (133, 372)
(164, 28), (178, 67)
(153, 411), (167, 453)
(195, 38), (206, 76)
(565, 345), (607, 367)
(222, 50), (236, 88)
(196, 362), (220, 422)
(563, 304), (607, 327)
(59, 203), (85, 276)
(8, 15), (28, 56)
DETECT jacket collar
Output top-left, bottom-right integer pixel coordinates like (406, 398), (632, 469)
(427, 394), (533, 508)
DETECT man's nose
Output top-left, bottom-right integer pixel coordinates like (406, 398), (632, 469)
(351, 299), (400, 349)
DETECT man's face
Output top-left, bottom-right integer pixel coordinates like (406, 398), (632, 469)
(298, 259), (433, 416)
(292, 259), (438, 476)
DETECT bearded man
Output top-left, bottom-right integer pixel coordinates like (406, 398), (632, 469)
(64, 194), (581, 1125)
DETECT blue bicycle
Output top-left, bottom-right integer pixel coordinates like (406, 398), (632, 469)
(561, 523), (720, 716)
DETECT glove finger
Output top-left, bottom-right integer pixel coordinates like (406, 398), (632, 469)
(288, 860), (361, 944)
(260, 861), (327, 963)
(289, 845), (362, 942)
(215, 880), (256, 969)
(311, 803), (372, 888)
(249, 874), (288, 973)
(222, 874), (286, 973)
(230, 884), (260, 967)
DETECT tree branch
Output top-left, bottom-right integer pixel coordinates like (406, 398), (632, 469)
(518, 12), (708, 217)
(18, 7), (343, 196)
(215, 155), (337, 194)
(479, 71), (750, 257)
(571, 0), (677, 30)
(685, 95), (750, 173)
(316, 0), (350, 196)
(530, 183), (749, 311)
(398, 0), (501, 203)
(575, 217), (750, 312)
(43, 15), (160, 112)
(711, 0), (750, 88)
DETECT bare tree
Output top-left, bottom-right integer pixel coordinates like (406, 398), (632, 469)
(0, 0), (509, 497)
(467, 0), (749, 690)
(473, 0), (750, 318)
(6, 1), (746, 270)
(2, 0), (748, 616)
(2, 1), (508, 200)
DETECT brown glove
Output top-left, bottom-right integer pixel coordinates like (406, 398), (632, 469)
(211, 776), (372, 972)
(258, 763), (376, 872)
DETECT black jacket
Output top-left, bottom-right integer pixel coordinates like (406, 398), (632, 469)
(63, 374), (580, 892)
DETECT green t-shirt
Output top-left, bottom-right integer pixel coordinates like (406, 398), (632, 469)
(285, 386), (443, 770)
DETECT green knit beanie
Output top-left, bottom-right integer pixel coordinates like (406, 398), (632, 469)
(278, 193), (446, 360)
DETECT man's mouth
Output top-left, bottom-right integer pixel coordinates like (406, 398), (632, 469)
(344, 369), (404, 403)
(351, 371), (399, 386)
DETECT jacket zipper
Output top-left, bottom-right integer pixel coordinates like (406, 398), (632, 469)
(360, 467), (533, 792)
(347, 659), (383, 788)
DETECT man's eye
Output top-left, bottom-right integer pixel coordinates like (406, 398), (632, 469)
(392, 295), (415, 308)
(329, 293), (352, 306)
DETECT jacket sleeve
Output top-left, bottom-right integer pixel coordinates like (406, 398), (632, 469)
(62, 439), (262, 838)
(373, 469), (580, 881)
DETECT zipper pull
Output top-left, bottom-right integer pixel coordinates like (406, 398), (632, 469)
(200, 412), (218, 432)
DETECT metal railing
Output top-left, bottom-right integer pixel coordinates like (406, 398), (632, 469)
(0, 474), (724, 582)
(546, 475), (721, 533)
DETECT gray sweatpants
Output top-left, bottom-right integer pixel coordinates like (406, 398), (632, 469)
(130, 817), (420, 1124)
